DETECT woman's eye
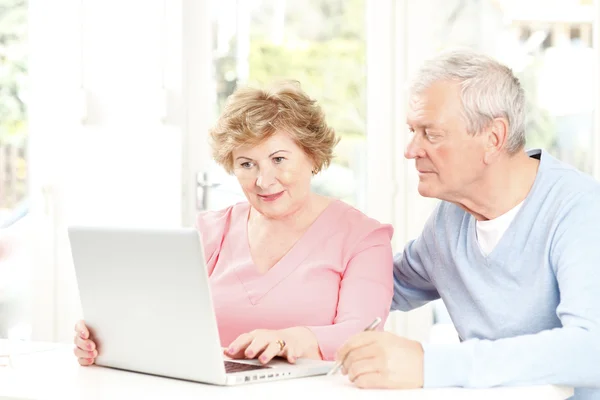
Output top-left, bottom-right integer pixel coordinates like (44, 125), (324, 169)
(240, 162), (253, 169)
(273, 157), (285, 164)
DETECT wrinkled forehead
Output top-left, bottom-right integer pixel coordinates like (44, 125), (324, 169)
(407, 95), (428, 122)
(406, 81), (463, 127)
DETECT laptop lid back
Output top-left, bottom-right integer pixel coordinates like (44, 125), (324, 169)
(69, 226), (227, 384)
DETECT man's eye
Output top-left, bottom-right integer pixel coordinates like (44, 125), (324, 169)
(273, 157), (285, 164)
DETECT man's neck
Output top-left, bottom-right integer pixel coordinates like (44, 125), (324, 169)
(454, 152), (540, 221)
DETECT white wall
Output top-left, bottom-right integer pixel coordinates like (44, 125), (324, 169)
(28, 0), (209, 342)
(29, 0), (81, 342)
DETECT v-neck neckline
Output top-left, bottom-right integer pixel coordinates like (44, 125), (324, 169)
(467, 149), (545, 262)
(232, 199), (347, 304)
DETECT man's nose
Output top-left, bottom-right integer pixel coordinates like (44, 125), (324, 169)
(405, 134), (425, 159)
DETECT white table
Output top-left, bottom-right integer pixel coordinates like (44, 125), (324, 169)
(0, 341), (573, 400)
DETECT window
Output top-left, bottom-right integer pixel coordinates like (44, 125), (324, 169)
(0, 0), (29, 340)
(407, 0), (595, 174)
(0, 0), (28, 215)
(207, 0), (368, 210)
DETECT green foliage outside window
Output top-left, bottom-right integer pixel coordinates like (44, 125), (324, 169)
(0, 0), (27, 143)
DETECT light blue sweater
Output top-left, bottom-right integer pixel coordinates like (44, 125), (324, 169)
(392, 150), (600, 399)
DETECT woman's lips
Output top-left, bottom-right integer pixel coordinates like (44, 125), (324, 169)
(257, 191), (284, 202)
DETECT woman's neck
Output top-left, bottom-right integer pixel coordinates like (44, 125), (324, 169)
(249, 194), (332, 232)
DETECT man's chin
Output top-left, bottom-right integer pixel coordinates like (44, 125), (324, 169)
(417, 184), (436, 198)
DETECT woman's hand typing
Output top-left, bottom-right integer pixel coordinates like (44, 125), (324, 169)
(224, 327), (321, 364)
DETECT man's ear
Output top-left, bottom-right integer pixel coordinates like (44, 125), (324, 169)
(483, 117), (509, 164)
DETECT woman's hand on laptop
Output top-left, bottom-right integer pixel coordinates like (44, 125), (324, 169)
(73, 320), (98, 366)
(224, 327), (321, 365)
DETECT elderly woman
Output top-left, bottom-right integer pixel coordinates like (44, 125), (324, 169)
(74, 81), (393, 366)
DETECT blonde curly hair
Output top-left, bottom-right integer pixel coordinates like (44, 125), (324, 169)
(209, 80), (339, 174)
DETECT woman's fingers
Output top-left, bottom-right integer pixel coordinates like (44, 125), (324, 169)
(73, 344), (97, 360)
(74, 334), (96, 352)
(74, 320), (89, 340)
(77, 356), (95, 366)
(225, 333), (255, 359)
(256, 341), (283, 364)
(285, 347), (298, 364)
(73, 323), (98, 367)
(243, 337), (270, 359)
(225, 330), (297, 363)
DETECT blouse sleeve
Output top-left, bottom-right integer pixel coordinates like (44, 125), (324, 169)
(195, 206), (234, 276)
(306, 218), (394, 360)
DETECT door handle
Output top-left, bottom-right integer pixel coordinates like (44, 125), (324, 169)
(196, 172), (221, 211)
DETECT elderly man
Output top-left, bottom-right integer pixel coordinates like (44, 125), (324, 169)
(337, 49), (600, 399)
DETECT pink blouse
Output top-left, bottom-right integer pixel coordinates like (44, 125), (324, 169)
(196, 200), (394, 360)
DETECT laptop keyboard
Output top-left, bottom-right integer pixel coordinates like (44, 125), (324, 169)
(224, 361), (271, 374)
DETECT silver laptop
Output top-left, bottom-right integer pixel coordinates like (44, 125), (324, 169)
(68, 226), (332, 385)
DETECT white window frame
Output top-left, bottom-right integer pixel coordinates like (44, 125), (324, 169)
(365, 0), (434, 341)
(180, 0), (212, 227)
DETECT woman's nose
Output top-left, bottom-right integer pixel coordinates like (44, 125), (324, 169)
(256, 167), (276, 189)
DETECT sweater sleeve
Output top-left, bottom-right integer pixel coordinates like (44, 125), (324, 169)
(306, 223), (394, 361)
(423, 189), (600, 391)
(392, 205), (441, 311)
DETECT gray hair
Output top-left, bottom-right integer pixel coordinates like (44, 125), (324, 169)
(409, 49), (526, 154)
